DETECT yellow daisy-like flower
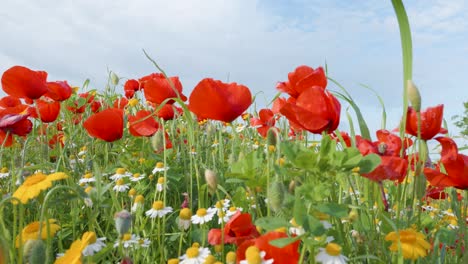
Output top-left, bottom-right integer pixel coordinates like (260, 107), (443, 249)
(13, 172), (68, 204)
(385, 228), (431, 260)
(55, 231), (105, 263)
(16, 219), (61, 247)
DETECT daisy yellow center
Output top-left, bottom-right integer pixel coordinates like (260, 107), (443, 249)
(138, 239), (145, 245)
(186, 247), (199, 258)
(116, 179), (125, 185)
(215, 201), (223, 209)
(128, 98), (139, 106)
(84, 186), (93, 193)
(192, 242), (200, 248)
(133, 173), (141, 178)
(351, 167), (360, 173)
(152, 201), (164, 210)
(196, 208), (207, 216)
(226, 251), (236, 263)
(135, 195), (144, 203)
(1, 167), (8, 173)
(245, 246), (262, 264)
(229, 207), (237, 212)
(116, 168), (126, 174)
(128, 188), (137, 196)
(179, 208), (192, 220)
(24, 173), (47, 186)
(157, 177), (165, 184)
(325, 243), (342, 256)
(156, 162), (164, 168)
(122, 233), (132, 241)
(84, 173), (93, 179)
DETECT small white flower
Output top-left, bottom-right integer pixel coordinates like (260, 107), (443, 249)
(191, 208), (217, 225)
(113, 179), (130, 192)
(0, 168), (10, 179)
(156, 177), (167, 192)
(152, 162), (169, 174)
(239, 246), (274, 264)
(316, 243), (348, 264)
(79, 173), (95, 184)
(145, 201), (173, 218)
(180, 246), (211, 264)
(114, 234), (149, 249)
(225, 206), (243, 217)
(110, 168), (132, 181)
(235, 124), (246, 133)
(82, 237), (106, 256)
(136, 237), (151, 248)
(129, 173), (145, 182)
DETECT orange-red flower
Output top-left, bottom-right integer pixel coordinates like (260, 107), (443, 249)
(113, 97), (129, 109)
(156, 104), (182, 120)
(424, 137), (468, 189)
(406, 104), (447, 140)
(124, 79), (140, 99)
(140, 73), (186, 104)
(0, 105), (33, 146)
(45, 81), (72, 101)
(83, 108), (124, 142)
(250, 109), (277, 138)
(33, 99), (61, 123)
(0, 96), (22, 108)
(208, 212), (260, 246)
(1, 66), (48, 100)
(128, 110), (159, 137)
(276, 65), (327, 99)
(188, 78), (252, 122)
(237, 231), (300, 264)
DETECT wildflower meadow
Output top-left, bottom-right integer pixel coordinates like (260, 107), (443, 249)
(0, 1), (467, 264)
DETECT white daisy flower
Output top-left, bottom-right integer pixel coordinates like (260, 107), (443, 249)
(191, 207), (217, 225)
(156, 177), (166, 192)
(136, 237), (151, 248)
(145, 201), (173, 218)
(225, 206), (243, 217)
(316, 243), (348, 264)
(152, 162), (169, 174)
(113, 179), (130, 192)
(235, 124), (246, 133)
(131, 195), (145, 213)
(0, 167), (10, 179)
(239, 246), (274, 264)
(289, 218), (305, 236)
(78, 146), (87, 156)
(129, 173), (145, 182)
(110, 168), (132, 181)
(82, 237), (106, 256)
(180, 246), (210, 264)
(114, 234), (149, 249)
(79, 173), (95, 184)
(211, 139), (219, 147)
(189, 147), (197, 155)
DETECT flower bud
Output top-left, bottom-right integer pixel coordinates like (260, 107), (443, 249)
(266, 128), (278, 147)
(205, 169), (218, 195)
(111, 72), (120, 86)
(267, 182), (285, 212)
(24, 239), (46, 264)
(407, 80), (421, 112)
(151, 130), (164, 152)
(114, 210), (132, 236)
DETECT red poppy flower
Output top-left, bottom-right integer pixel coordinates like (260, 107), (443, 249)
(188, 78), (252, 123)
(279, 85), (341, 134)
(237, 231), (300, 264)
(0, 96), (22, 108)
(208, 212), (260, 246)
(156, 104), (182, 120)
(424, 186), (448, 200)
(331, 131), (352, 147)
(48, 132), (65, 149)
(141, 73), (186, 104)
(276, 65), (327, 98)
(32, 99), (61, 123)
(90, 100), (102, 113)
(406, 104), (447, 140)
(45, 81), (72, 101)
(113, 97), (128, 109)
(273, 97), (303, 134)
(83, 108), (124, 142)
(250, 109), (276, 138)
(128, 110), (159, 137)
(1, 66), (48, 100)
(124, 79), (140, 99)
(424, 137), (468, 189)
(0, 106), (33, 146)
(67, 93), (95, 113)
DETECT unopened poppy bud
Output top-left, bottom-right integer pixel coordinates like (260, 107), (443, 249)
(266, 128), (278, 146)
(24, 239), (46, 264)
(114, 210), (132, 236)
(205, 169), (218, 195)
(407, 80), (421, 112)
(288, 180), (296, 194)
(268, 182), (285, 212)
(151, 130), (164, 152)
(111, 72), (120, 86)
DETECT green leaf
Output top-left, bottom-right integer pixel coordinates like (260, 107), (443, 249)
(293, 191), (307, 226)
(255, 217), (289, 231)
(269, 235), (302, 248)
(358, 154), (381, 173)
(303, 215), (326, 236)
(315, 203), (348, 218)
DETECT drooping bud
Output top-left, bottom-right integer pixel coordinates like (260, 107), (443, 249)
(114, 210), (132, 236)
(151, 130), (164, 152)
(407, 80), (421, 112)
(267, 181), (285, 212)
(24, 239), (46, 264)
(266, 128), (278, 147)
(111, 72), (120, 86)
(205, 169), (218, 195)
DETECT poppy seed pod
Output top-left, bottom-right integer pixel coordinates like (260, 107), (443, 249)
(407, 80), (421, 112)
(205, 169), (218, 194)
(267, 182), (285, 212)
(114, 210), (132, 236)
(266, 128), (278, 147)
(24, 239), (46, 264)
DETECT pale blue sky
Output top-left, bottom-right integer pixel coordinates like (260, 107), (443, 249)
(0, 0), (467, 140)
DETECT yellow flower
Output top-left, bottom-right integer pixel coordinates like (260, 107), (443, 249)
(13, 172), (68, 204)
(385, 228), (431, 260)
(16, 219), (60, 247)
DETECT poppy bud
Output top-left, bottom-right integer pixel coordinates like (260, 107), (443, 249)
(114, 210), (132, 236)
(111, 72), (120, 86)
(267, 182), (285, 212)
(24, 239), (46, 264)
(266, 128), (278, 147)
(407, 80), (421, 112)
(205, 169), (218, 195)
(288, 180), (296, 194)
(151, 130), (164, 152)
